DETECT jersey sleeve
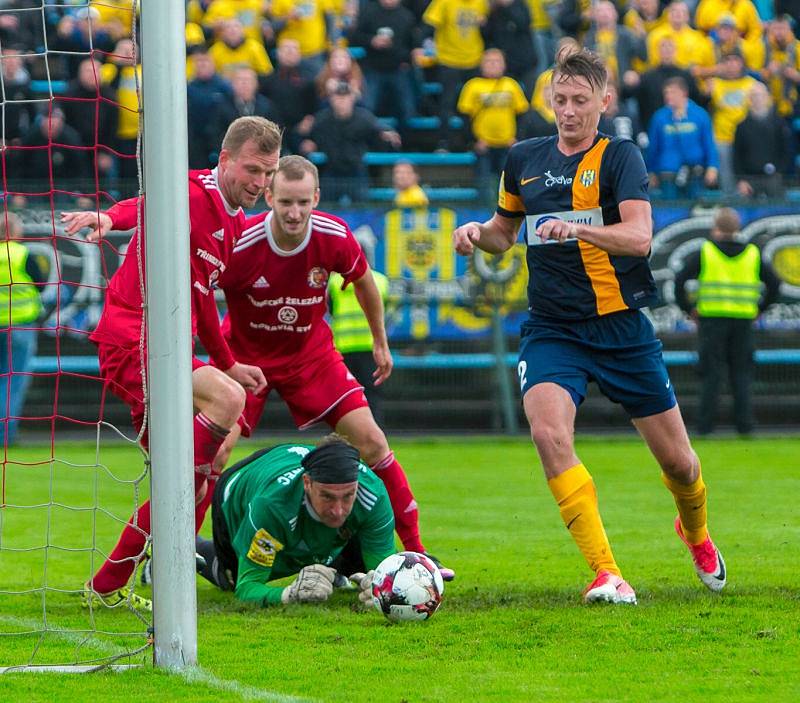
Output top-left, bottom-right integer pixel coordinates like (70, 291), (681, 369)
(357, 476), (397, 569)
(106, 197), (140, 231)
(496, 146), (526, 218)
(604, 138), (650, 204)
(189, 190), (236, 369)
(334, 220), (369, 288)
(231, 497), (289, 606)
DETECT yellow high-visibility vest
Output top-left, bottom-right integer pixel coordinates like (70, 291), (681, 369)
(697, 240), (761, 319)
(329, 270), (389, 354)
(1, 241), (42, 326)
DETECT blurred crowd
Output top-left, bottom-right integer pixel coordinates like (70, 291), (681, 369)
(0, 0), (799, 204)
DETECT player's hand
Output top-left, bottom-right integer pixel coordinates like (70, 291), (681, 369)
(280, 564), (336, 604)
(348, 570), (375, 606)
(536, 218), (577, 244)
(60, 210), (113, 241)
(224, 362), (267, 395)
(452, 222), (482, 255)
(372, 341), (393, 386)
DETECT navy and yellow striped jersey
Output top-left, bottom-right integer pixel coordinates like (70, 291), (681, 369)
(497, 133), (658, 319)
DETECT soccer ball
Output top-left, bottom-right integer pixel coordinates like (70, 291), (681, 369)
(371, 551), (444, 622)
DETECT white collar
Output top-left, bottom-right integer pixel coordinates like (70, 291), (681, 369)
(264, 211), (312, 257)
(211, 167), (242, 217)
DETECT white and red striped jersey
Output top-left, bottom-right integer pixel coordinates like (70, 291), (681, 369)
(90, 168), (244, 369)
(220, 209), (368, 370)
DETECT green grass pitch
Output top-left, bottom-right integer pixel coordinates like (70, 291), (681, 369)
(1, 436), (799, 702)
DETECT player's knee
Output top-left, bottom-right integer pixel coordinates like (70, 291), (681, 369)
(354, 425), (389, 464)
(659, 448), (698, 483)
(216, 379), (246, 425)
(529, 420), (574, 458)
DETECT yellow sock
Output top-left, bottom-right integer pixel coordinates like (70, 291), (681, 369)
(548, 463), (620, 576)
(662, 469), (708, 545)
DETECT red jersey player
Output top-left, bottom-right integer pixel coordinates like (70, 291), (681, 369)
(61, 116), (282, 609)
(214, 155), (455, 580)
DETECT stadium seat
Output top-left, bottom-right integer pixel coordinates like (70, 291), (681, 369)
(29, 79), (68, 95)
(348, 47), (366, 60)
(307, 151), (477, 166)
(407, 116), (465, 130)
(421, 82), (442, 95)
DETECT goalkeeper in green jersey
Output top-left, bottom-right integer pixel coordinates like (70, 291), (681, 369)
(196, 435), (396, 606)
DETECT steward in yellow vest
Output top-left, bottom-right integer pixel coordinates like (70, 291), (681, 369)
(674, 207), (781, 435)
(329, 269), (389, 425)
(1, 212), (46, 444)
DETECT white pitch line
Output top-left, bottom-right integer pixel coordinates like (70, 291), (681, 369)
(0, 616), (315, 702)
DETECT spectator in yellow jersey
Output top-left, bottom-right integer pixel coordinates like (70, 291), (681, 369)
(517, 79), (558, 138)
(695, 14), (765, 77)
(694, 0), (763, 48)
(583, 1), (645, 90)
(623, 0), (666, 74)
(392, 162), (429, 208)
(202, 0), (271, 44)
(457, 49), (528, 186)
(90, 0), (136, 40)
(760, 15), (800, 118)
(209, 18), (273, 78)
(270, 0), (333, 79)
(421, 0), (489, 151)
(101, 38), (141, 197)
(647, 1), (715, 75)
(706, 50), (758, 193)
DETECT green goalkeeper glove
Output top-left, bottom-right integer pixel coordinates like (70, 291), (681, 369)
(280, 564), (336, 604)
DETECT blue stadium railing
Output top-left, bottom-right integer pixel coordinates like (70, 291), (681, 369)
(30, 349), (800, 374)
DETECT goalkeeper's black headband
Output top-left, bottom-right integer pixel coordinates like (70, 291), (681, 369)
(302, 442), (361, 484)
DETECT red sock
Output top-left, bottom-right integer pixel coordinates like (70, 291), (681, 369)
(371, 452), (425, 553)
(194, 413), (229, 469)
(91, 501), (151, 594)
(91, 414), (228, 594)
(194, 475), (217, 534)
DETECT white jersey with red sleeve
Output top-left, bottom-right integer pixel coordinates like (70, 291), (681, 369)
(90, 168), (243, 370)
(219, 209), (368, 371)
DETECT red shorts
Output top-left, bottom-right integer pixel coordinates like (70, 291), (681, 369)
(96, 340), (208, 446)
(242, 351), (368, 433)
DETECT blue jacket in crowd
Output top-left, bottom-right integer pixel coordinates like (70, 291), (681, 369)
(646, 99), (719, 174)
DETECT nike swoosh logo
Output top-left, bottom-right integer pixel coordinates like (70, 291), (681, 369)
(566, 514), (581, 530)
(520, 176), (541, 186)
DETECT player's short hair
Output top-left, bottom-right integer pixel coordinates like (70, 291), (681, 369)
(552, 47), (608, 93)
(713, 207), (740, 235)
(221, 116), (282, 157)
(273, 154), (319, 189)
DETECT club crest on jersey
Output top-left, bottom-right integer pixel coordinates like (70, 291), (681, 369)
(307, 267), (328, 288)
(579, 170), (596, 188)
(278, 305), (298, 324)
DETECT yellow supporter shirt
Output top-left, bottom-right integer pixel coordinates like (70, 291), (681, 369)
(623, 8), (666, 72)
(458, 76), (528, 147)
(694, 0), (762, 44)
(395, 185), (430, 208)
(203, 0), (267, 43)
(270, 0), (331, 57)
(423, 0), (488, 70)
(101, 63), (141, 140)
(527, 0), (556, 31)
(647, 25), (715, 70)
(209, 37), (273, 76)
(763, 38), (800, 116)
(593, 29), (621, 85)
(710, 75), (757, 144)
(530, 68), (554, 120)
(91, 0), (135, 37)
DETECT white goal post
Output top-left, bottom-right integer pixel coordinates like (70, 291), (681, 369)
(140, 0), (197, 668)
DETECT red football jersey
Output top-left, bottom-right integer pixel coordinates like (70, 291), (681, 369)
(90, 169), (244, 369)
(220, 209), (368, 371)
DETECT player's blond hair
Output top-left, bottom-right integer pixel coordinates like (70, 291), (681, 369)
(552, 47), (608, 93)
(220, 116), (282, 157)
(272, 154), (319, 189)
